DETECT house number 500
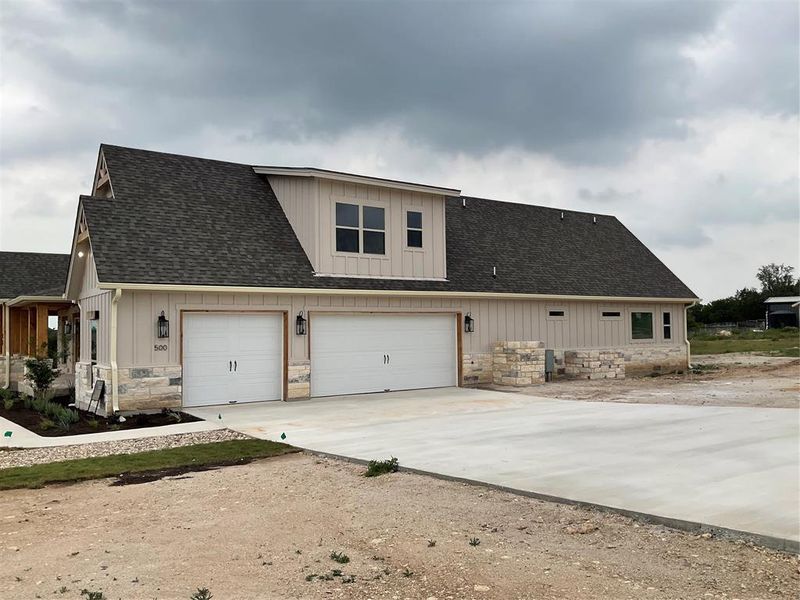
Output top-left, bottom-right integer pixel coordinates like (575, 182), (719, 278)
(153, 344), (168, 352)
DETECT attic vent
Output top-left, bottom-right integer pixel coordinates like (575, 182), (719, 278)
(492, 266), (497, 279)
(593, 216), (597, 224)
(560, 212), (564, 220)
(462, 198), (466, 208)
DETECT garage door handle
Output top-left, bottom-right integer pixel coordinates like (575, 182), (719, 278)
(229, 360), (232, 372)
(234, 360), (237, 372)
(387, 354), (390, 364)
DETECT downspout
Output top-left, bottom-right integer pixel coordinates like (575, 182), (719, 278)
(2, 303), (10, 389)
(684, 300), (697, 369)
(110, 288), (122, 414)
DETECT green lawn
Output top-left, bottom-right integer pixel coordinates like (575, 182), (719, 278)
(690, 328), (800, 356)
(0, 439), (297, 490)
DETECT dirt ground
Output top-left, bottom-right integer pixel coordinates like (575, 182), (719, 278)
(1, 453), (798, 600)
(511, 354), (800, 408)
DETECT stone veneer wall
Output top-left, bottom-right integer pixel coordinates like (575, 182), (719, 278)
(288, 360), (310, 399)
(552, 344), (687, 378)
(75, 362), (111, 416)
(462, 353), (492, 386)
(563, 350), (625, 380)
(492, 341), (546, 386)
(1, 356), (26, 390)
(75, 363), (182, 415)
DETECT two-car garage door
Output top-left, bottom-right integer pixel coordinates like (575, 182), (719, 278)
(310, 314), (457, 397)
(182, 312), (457, 406)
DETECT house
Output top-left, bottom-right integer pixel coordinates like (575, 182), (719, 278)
(764, 296), (800, 329)
(1, 251), (75, 392)
(64, 144), (697, 415)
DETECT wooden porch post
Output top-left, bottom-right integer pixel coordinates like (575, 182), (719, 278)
(36, 305), (49, 357)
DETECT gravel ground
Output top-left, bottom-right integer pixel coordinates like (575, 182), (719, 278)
(1, 454), (797, 600)
(508, 355), (800, 408)
(0, 429), (251, 469)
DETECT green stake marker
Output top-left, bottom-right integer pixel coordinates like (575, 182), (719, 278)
(3, 431), (11, 438)
(280, 432), (287, 440)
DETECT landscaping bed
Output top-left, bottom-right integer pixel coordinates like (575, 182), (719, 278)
(0, 392), (199, 437)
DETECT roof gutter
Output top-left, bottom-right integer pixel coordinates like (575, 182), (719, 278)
(97, 282), (699, 304)
(684, 300), (697, 369)
(109, 288), (122, 414)
(6, 295), (73, 307)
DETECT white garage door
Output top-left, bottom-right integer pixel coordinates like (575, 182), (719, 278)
(311, 313), (457, 397)
(183, 313), (283, 407)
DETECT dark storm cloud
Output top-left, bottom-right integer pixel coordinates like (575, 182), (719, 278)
(3, 0), (796, 166)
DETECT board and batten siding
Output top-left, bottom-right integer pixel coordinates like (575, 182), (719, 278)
(115, 290), (686, 369)
(76, 249), (111, 365)
(267, 175), (447, 280)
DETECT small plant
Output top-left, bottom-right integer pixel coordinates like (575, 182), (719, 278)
(427, 539), (436, 547)
(364, 456), (399, 477)
(469, 537), (481, 546)
(164, 408), (183, 423)
(80, 590), (106, 600)
(3, 396), (15, 411)
(109, 423), (121, 431)
(189, 588), (213, 600)
(24, 357), (60, 398)
(331, 568), (343, 577)
(39, 418), (55, 431)
(304, 573), (317, 582)
(86, 418), (100, 429)
(58, 586), (68, 594)
(329, 550), (350, 564)
(402, 567), (414, 577)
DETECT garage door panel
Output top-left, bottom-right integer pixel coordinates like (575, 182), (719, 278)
(311, 314), (456, 397)
(183, 313), (283, 407)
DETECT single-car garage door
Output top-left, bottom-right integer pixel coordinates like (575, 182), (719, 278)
(183, 313), (283, 407)
(311, 313), (457, 397)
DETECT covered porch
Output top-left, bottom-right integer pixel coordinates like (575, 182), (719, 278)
(2, 296), (77, 395)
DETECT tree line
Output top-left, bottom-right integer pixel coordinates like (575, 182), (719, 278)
(688, 263), (799, 326)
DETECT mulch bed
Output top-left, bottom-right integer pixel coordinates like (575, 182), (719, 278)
(0, 396), (200, 437)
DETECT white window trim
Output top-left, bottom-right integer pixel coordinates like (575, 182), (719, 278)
(630, 309), (655, 343)
(404, 208), (424, 252)
(600, 308), (623, 320)
(332, 199), (390, 259)
(662, 311), (673, 340)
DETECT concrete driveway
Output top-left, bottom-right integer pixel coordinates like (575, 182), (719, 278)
(186, 387), (799, 549)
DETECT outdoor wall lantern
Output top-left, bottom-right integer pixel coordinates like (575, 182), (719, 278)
(157, 311), (170, 339)
(64, 320), (72, 335)
(295, 311), (307, 336)
(464, 312), (475, 333)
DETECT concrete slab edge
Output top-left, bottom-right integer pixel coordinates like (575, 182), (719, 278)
(298, 447), (800, 555)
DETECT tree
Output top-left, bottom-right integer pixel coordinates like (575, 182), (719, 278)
(756, 263), (799, 297)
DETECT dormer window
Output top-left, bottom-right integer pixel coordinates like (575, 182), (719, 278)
(336, 202), (386, 255)
(407, 211), (423, 248)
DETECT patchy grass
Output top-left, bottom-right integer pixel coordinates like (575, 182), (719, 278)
(691, 327), (799, 356)
(364, 456), (399, 477)
(0, 439), (297, 491)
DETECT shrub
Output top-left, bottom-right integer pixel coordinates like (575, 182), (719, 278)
(54, 406), (79, 432)
(469, 537), (481, 547)
(24, 357), (60, 397)
(329, 551), (350, 564)
(2, 390), (15, 411)
(80, 590), (106, 600)
(39, 418), (55, 431)
(190, 589), (213, 600)
(364, 456), (399, 477)
(86, 419), (100, 429)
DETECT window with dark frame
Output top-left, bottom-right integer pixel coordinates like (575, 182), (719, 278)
(548, 310), (565, 317)
(631, 311), (653, 340)
(362, 206), (385, 254)
(90, 317), (98, 363)
(602, 311), (621, 318)
(335, 202), (359, 253)
(335, 202), (385, 255)
(663, 312), (672, 340)
(407, 210), (423, 248)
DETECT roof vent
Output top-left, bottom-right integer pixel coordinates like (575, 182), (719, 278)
(462, 197), (466, 208)
(492, 266), (497, 279)
(560, 211), (564, 220)
(593, 216), (597, 224)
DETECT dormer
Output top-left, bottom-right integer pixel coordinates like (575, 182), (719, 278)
(255, 167), (459, 281)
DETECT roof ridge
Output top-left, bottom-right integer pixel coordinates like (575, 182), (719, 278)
(457, 195), (617, 219)
(100, 143), (250, 169)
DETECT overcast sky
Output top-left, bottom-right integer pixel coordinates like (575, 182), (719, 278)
(1, 0), (797, 301)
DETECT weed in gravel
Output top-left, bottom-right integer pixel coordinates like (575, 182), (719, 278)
(469, 537), (481, 546)
(402, 567), (414, 577)
(427, 539), (436, 547)
(190, 588), (213, 600)
(364, 456), (398, 477)
(330, 550), (350, 564)
(80, 590), (106, 600)
(331, 569), (343, 577)
(304, 573), (317, 582)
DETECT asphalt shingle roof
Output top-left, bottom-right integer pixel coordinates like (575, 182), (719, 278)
(83, 144), (695, 299)
(0, 252), (70, 299)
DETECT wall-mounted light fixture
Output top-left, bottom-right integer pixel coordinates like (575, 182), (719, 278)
(295, 311), (307, 336)
(464, 312), (475, 333)
(77, 250), (85, 258)
(64, 320), (72, 335)
(157, 310), (170, 339)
